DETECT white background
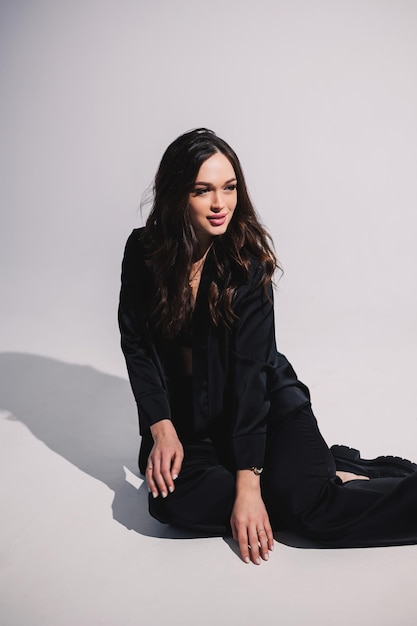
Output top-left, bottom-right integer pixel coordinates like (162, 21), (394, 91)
(1, 2), (417, 624)
(2, 1), (417, 444)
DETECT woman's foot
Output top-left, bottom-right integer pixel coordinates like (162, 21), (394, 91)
(330, 445), (417, 478)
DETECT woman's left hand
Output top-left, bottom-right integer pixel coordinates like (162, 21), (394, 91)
(230, 471), (274, 565)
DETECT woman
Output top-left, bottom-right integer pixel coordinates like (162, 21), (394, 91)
(119, 128), (417, 565)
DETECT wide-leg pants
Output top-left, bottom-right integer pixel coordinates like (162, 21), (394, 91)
(149, 403), (417, 547)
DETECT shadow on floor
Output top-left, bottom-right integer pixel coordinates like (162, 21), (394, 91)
(0, 352), (320, 548)
(0, 352), (204, 540)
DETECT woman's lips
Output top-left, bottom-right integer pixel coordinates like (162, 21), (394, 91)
(207, 214), (227, 227)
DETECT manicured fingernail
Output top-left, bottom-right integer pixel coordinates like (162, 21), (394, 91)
(169, 486), (174, 493)
(255, 557), (261, 565)
(264, 553), (269, 561)
(172, 474), (178, 480)
(161, 491), (167, 498)
(152, 492), (158, 498)
(244, 557), (250, 564)
(270, 544), (274, 551)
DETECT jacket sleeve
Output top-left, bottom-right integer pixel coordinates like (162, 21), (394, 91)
(118, 230), (171, 433)
(230, 262), (277, 470)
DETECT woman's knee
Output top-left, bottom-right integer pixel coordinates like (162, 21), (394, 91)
(148, 464), (235, 532)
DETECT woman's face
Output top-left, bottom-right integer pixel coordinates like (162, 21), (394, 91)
(187, 152), (237, 248)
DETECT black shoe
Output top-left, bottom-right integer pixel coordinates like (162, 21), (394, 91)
(330, 444), (417, 479)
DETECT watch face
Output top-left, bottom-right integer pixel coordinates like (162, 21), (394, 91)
(251, 467), (263, 475)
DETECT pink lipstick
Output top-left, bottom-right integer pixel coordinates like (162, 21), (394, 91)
(207, 214), (227, 227)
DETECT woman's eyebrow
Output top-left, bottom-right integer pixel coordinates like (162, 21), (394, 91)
(194, 177), (237, 186)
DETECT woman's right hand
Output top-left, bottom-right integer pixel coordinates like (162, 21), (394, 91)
(147, 419), (184, 498)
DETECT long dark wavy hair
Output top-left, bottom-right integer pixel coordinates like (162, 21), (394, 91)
(144, 128), (278, 338)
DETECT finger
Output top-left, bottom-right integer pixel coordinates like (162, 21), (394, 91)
(265, 521), (274, 552)
(257, 528), (269, 561)
(145, 463), (158, 499)
(171, 450), (183, 482)
(237, 528), (251, 564)
(248, 527), (261, 565)
(153, 471), (168, 498)
(152, 461), (169, 498)
(160, 457), (175, 495)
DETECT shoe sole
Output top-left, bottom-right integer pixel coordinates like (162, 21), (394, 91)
(330, 444), (417, 478)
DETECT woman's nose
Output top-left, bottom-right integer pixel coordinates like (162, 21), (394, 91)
(211, 191), (224, 211)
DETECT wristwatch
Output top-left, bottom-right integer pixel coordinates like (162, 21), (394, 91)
(248, 467), (263, 476)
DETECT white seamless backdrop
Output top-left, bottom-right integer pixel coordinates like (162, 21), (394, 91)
(1, 0), (417, 455)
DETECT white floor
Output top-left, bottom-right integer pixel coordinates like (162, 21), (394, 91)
(1, 351), (417, 626)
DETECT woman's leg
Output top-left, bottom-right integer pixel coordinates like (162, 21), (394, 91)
(262, 404), (338, 530)
(263, 403), (417, 546)
(147, 376), (236, 535)
(149, 439), (235, 535)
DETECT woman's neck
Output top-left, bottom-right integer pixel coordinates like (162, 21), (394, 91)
(189, 240), (213, 302)
(194, 235), (214, 260)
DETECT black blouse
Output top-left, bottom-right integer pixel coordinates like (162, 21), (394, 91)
(118, 228), (310, 472)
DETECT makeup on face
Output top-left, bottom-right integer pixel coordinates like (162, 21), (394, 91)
(188, 152), (237, 249)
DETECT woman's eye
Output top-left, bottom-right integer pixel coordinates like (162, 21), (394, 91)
(193, 188), (209, 196)
(224, 184), (237, 192)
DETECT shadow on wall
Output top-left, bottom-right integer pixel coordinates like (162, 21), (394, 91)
(0, 352), (203, 540)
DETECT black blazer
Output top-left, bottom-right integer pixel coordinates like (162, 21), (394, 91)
(118, 228), (310, 473)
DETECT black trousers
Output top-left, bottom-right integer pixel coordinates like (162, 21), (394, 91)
(149, 402), (417, 547)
